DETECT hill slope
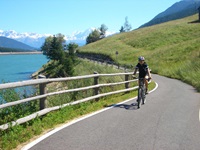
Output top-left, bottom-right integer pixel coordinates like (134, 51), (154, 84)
(78, 14), (200, 91)
(140, 0), (200, 28)
(0, 36), (35, 51)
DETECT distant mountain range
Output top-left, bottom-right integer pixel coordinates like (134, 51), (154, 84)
(0, 30), (50, 49)
(0, 36), (36, 51)
(0, 28), (116, 49)
(139, 0), (200, 28)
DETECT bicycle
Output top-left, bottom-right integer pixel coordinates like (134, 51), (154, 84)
(132, 75), (150, 109)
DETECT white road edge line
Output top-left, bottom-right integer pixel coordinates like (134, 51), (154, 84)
(22, 82), (158, 150)
(199, 109), (200, 123)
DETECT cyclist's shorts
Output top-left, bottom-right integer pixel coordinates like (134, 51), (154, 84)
(139, 75), (149, 80)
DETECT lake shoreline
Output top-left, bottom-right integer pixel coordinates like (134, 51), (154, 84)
(0, 51), (42, 55)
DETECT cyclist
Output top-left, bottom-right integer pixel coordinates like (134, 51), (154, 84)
(133, 56), (152, 94)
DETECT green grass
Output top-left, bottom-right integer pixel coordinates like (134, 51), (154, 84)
(45, 59), (128, 107)
(78, 14), (200, 91)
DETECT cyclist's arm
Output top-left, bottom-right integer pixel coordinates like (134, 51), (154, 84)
(147, 68), (152, 79)
(133, 67), (138, 75)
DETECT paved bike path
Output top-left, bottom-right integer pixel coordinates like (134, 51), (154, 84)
(23, 74), (200, 150)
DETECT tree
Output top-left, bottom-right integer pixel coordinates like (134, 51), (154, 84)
(41, 34), (78, 77)
(41, 36), (53, 56)
(124, 16), (132, 32)
(86, 29), (101, 44)
(59, 43), (78, 76)
(67, 43), (79, 63)
(119, 26), (125, 33)
(99, 24), (108, 38)
(120, 17), (132, 33)
(41, 34), (65, 60)
(86, 24), (108, 44)
(59, 52), (74, 77)
(48, 35), (63, 61)
(67, 43), (78, 56)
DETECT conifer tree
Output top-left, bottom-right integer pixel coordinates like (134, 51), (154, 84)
(86, 29), (101, 44)
(119, 17), (132, 33)
(41, 34), (78, 77)
(99, 24), (108, 38)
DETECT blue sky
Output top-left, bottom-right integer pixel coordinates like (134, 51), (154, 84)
(1, 0), (181, 35)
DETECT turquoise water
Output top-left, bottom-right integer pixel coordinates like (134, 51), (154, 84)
(0, 54), (48, 83)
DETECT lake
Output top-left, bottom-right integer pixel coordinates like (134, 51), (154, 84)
(0, 54), (48, 83)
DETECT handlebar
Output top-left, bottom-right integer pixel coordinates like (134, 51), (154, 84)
(132, 75), (152, 81)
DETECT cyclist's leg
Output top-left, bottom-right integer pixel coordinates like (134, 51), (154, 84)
(144, 78), (148, 94)
(144, 79), (148, 89)
(136, 78), (140, 102)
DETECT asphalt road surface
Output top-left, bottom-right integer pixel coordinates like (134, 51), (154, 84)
(23, 74), (200, 150)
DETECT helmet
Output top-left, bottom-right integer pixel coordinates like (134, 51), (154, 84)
(138, 56), (145, 61)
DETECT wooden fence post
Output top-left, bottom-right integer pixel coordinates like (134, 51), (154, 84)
(93, 71), (99, 101)
(125, 73), (130, 92)
(39, 75), (47, 110)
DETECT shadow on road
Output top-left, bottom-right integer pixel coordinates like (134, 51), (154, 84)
(108, 103), (138, 110)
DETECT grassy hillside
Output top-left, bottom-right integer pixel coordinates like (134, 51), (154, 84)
(78, 14), (200, 91)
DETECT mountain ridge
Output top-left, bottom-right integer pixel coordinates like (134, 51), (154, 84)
(0, 36), (36, 51)
(139, 0), (200, 28)
(0, 28), (116, 49)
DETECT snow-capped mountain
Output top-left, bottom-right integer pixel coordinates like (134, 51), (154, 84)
(66, 28), (96, 41)
(0, 28), (116, 49)
(0, 30), (51, 49)
(64, 28), (96, 46)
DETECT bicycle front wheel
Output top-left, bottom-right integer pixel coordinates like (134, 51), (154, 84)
(142, 87), (146, 104)
(138, 88), (142, 109)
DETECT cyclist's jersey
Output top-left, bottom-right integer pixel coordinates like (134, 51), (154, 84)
(135, 62), (149, 78)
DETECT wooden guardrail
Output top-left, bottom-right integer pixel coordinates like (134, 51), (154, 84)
(77, 54), (133, 70)
(0, 72), (138, 130)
